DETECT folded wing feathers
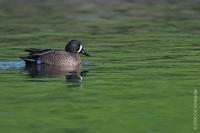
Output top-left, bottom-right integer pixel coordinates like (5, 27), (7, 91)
(20, 49), (55, 63)
(20, 47), (61, 65)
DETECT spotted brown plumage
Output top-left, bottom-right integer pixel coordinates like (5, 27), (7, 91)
(39, 50), (81, 65)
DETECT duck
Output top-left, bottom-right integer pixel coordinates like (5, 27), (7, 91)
(20, 40), (90, 66)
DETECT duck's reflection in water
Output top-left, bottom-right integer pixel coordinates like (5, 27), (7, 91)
(24, 64), (89, 82)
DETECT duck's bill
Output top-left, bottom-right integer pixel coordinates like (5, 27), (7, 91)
(81, 49), (91, 57)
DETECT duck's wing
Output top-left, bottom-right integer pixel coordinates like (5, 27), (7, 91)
(20, 48), (56, 65)
(25, 48), (54, 55)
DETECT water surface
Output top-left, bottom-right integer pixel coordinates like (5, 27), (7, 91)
(0, 0), (200, 133)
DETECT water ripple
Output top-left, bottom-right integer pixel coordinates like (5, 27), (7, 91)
(0, 61), (91, 70)
(0, 61), (25, 70)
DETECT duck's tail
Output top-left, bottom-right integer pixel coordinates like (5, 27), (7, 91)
(20, 55), (40, 65)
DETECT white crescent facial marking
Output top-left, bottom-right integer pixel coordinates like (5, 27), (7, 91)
(77, 44), (83, 53)
(78, 75), (83, 81)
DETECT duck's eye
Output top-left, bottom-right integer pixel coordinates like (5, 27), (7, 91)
(77, 44), (83, 53)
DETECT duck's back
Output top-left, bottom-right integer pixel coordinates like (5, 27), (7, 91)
(39, 51), (81, 65)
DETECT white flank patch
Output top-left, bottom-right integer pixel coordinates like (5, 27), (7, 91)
(77, 45), (82, 53)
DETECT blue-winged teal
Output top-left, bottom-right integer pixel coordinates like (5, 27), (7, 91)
(20, 40), (90, 66)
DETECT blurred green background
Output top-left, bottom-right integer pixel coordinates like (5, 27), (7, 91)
(0, 0), (199, 133)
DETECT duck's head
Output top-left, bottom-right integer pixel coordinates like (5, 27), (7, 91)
(65, 40), (91, 57)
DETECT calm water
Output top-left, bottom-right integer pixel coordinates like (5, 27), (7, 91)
(0, 0), (200, 133)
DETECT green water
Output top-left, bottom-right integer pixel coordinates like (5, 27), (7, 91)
(0, 0), (199, 133)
